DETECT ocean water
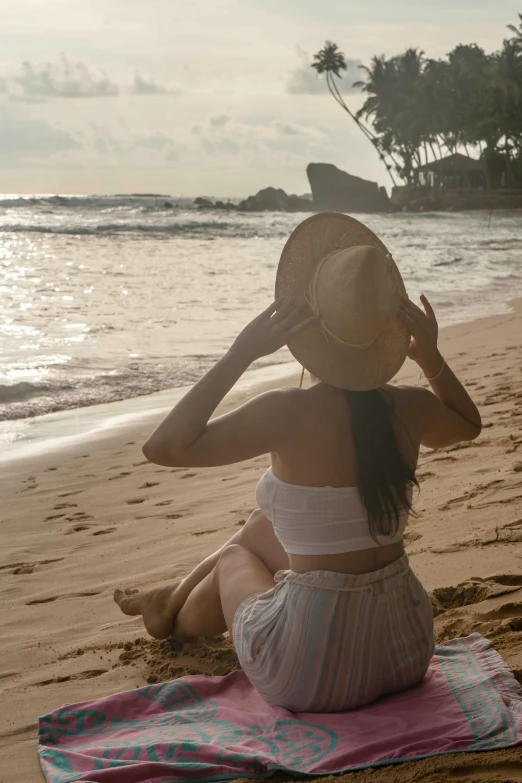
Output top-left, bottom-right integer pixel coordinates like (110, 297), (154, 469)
(1, 195), (521, 431)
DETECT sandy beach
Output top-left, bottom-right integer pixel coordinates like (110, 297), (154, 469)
(1, 300), (522, 783)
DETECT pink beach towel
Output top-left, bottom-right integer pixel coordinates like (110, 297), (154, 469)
(38, 633), (522, 783)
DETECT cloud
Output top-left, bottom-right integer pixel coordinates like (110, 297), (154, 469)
(0, 77), (6, 93)
(131, 131), (186, 162)
(287, 49), (363, 95)
(209, 114), (230, 128)
(274, 121), (307, 136)
(193, 117), (326, 166)
(132, 73), (181, 95)
(8, 54), (119, 100)
(0, 104), (81, 165)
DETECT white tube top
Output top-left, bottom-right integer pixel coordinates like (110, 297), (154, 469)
(256, 467), (410, 555)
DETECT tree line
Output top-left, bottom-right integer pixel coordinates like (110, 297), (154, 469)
(312, 15), (522, 188)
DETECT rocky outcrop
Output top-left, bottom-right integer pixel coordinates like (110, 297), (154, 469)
(194, 188), (313, 213)
(391, 186), (522, 212)
(307, 163), (392, 213)
(237, 187), (312, 213)
(194, 197), (236, 211)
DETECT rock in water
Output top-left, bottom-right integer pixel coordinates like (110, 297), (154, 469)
(237, 187), (312, 213)
(307, 163), (391, 213)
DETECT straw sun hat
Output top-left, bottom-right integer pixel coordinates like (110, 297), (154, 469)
(275, 212), (410, 391)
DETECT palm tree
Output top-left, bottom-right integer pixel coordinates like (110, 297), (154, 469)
(488, 40), (522, 186)
(312, 42), (398, 186)
(355, 49), (427, 184)
(507, 13), (522, 47)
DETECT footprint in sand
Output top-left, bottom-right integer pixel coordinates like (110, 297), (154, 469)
(45, 513), (67, 521)
(430, 545), (463, 554)
(430, 576), (522, 616)
(133, 461), (149, 467)
(35, 669), (108, 686)
(443, 442), (474, 452)
(57, 490), (83, 498)
(26, 590), (101, 606)
(180, 473), (197, 479)
(126, 498), (146, 504)
(18, 484), (38, 493)
(403, 530), (422, 542)
(108, 472), (131, 481)
(478, 602), (522, 622)
(192, 525), (231, 536)
(138, 481), (159, 489)
(65, 513), (94, 522)
(64, 525), (92, 534)
(53, 503), (78, 510)
(14, 565), (35, 574)
(165, 514), (183, 520)
(0, 558), (64, 574)
(417, 471), (435, 482)
(92, 528), (117, 536)
(481, 520), (522, 544)
(471, 497), (522, 512)
(490, 574), (522, 585)
(155, 500), (173, 506)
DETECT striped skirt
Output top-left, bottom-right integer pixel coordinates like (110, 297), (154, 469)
(231, 553), (435, 712)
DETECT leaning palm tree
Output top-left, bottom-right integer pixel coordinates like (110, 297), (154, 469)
(507, 13), (522, 47)
(312, 41), (398, 186)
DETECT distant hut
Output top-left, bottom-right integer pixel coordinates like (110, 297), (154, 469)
(415, 153), (484, 188)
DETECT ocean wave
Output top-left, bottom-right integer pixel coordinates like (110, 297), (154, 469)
(0, 221), (289, 240)
(0, 381), (56, 404)
(0, 195), (192, 210)
(433, 256), (465, 267)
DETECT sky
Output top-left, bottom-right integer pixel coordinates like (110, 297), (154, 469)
(0, 0), (520, 196)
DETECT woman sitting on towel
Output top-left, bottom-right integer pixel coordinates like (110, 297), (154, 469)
(115, 214), (481, 713)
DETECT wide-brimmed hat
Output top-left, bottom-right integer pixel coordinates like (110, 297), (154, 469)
(275, 212), (409, 391)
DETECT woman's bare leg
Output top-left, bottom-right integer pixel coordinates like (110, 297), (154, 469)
(114, 509), (288, 639)
(172, 544), (275, 640)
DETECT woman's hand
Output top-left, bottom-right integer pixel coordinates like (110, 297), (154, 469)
(230, 297), (317, 365)
(398, 294), (442, 375)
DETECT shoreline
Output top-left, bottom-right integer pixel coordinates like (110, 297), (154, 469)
(1, 299), (522, 782)
(3, 297), (521, 481)
(0, 361), (299, 479)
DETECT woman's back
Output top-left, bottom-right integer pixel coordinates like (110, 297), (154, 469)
(268, 381), (419, 575)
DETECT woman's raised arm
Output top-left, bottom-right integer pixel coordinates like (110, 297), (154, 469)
(142, 298), (316, 467)
(398, 294), (481, 448)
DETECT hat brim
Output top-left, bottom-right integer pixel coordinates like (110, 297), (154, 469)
(275, 213), (410, 391)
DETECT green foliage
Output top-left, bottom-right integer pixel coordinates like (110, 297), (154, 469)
(311, 17), (522, 186)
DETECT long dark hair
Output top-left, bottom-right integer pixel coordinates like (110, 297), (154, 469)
(345, 389), (418, 542)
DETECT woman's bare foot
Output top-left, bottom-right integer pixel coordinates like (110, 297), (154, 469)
(113, 582), (182, 639)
